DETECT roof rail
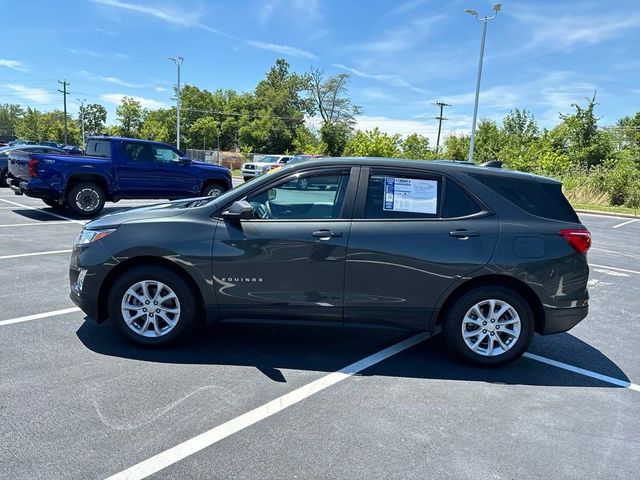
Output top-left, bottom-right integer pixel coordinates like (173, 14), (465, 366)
(480, 160), (503, 168)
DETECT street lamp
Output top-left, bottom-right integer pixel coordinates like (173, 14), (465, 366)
(466, 3), (501, 163)
(168, 56), (184, 150)
(77, 98), (86, 147)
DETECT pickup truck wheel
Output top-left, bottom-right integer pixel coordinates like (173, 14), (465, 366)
(107, 266), (198, 345)
(0, 169), (7, 187)
(442, 286), (534, 367)
(67, 182), (105, 217)
(203, 183), (226, 198)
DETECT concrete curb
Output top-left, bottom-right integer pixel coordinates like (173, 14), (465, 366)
(575, 208), (639, 219)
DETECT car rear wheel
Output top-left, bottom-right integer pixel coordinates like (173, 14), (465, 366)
(202, 182), (226, 198)
(443, 286), (534, 367)
(67, 182), (105, 217)
(107, 266), (199, 345)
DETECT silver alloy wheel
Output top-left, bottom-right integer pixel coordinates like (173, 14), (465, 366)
(205, 186), (223, 197)
(461, 299), (521, 357)
(75, 188), (100, 212)
(121, 280), (181, 338)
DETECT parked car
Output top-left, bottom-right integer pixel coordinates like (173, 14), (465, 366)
(7, 136), (232, 216)
(60, 145), (84, 155)
(40, 141), (61, 148)
(1, 145), (66, 187)
(241, 155), (291, 181)
(69, 157), (590, 367)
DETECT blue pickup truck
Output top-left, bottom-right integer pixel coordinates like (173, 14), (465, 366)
(7, 136), (232, 217)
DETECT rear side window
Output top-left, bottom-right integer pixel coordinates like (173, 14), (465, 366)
(365, 172), (441, 219)
(121, 142), (152, 162)
(86, 140), (110, 158)
(442, 179), (482, 218)
(470, 174), (578, 222)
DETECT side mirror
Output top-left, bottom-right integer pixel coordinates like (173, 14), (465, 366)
(178, 156), (192, 165)
(222, 200), (253, 221)
(267, 188), (277, 201)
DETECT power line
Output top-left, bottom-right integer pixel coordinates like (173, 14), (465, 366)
(432, 101), (451, 154)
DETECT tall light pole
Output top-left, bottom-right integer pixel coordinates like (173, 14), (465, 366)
(168, 56), (184, 150)
(77, 98), (86, 146)
(465, 3), (501, 163)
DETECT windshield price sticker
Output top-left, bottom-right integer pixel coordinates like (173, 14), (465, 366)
(384, 177), (438, 214)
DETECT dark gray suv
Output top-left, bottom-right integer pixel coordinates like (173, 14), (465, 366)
(70, 158), (590, 366)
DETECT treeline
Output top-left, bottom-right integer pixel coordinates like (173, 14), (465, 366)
(1, 58), (639, 208)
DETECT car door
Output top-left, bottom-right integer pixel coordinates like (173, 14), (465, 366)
(115, 141), (160, 197)
(344, 167), (499, 330)
(149, 144), (200, 196)
(212, 166), (358, 324)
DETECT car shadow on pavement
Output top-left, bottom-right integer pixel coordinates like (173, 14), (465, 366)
(8, 205), (154, 222)
(76, 319), (631, 390)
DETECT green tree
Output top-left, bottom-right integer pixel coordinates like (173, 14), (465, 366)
(443, 133), (469, 160)
(307, 68), (361, 156)
(140, 108), (174, 143)
(116, 97), (143, 138)
(401, 133), (432, 159)
(0, 104), (23, 136)
(80, 103), (107, 137)
(15, 107), (42, 141)
(189, 116), (219, 149)
(343, 128), (401, 157)
(473, 119), (502, 164)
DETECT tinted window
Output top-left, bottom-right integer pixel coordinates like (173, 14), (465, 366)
(365, 172), (440, 219)
(247, 172), (349, 219)
(121, 142), (151, 162)
(470, 174), (578, 222)
(86, 139), (110, 158)
(442, 179), (482, 218)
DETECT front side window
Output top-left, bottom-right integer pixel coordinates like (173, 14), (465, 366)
(365, 171), (441, 219)
(152, 146), (181, 163)
(121, 142), (151, 162)
(247, 172), (350, 220)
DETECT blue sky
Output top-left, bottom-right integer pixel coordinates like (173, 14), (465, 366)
(2, 0), (639, 143)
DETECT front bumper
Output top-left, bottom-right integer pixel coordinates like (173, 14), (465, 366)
(70, 290), (100, 321)
(540, 305), (589, 334)
(241, 169), (260, 178)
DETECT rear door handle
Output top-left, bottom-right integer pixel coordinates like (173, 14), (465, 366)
(312, 230), (342, 238)
(450, 230), (479, 238)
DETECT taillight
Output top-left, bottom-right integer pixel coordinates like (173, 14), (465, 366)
(559, 228), (591, 254)
(28, 157), (39, 177)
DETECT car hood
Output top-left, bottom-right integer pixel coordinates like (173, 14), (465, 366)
(85, 198), (207, 229)
(191, 160), (229, 172)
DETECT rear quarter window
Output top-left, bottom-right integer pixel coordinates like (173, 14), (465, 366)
(442, 179), (482, 218)
(470, 174), (578, 223)
(85, 140), (110, 158)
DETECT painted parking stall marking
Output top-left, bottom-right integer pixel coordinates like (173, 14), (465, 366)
(0, 197), (86, 225)
(105, 332), (431, 480)
(0, 307), (81, 327)
(612, 218), (639, 229)
(0, 249), (72, 260)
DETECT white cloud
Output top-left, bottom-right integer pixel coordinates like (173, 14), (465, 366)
(244, 40), (316, 59)
(393, 0), (430, 14)
(359, 15), (444, 54)
(360, 88), (395, 102)
(99, 76), (146, 88)
(5, 84), (54, 103)
(0, 59), (28, 72)
(100, 93), (165, 109)
(66, 48), (129, 60)
(91, 0), (202, 27)
(514, 9), (640, 51)
(155, 86), (169, 92)
(333, 63), (427, 94)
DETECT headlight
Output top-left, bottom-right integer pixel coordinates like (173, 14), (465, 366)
(75, 228), (116, 246)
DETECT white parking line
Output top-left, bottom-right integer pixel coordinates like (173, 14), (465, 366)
(0, 307), (81, 327)
(0, 249), (72, 260)
(524, 353), (640, 392)
(0, 221), (76, 228)
(589, 263), (640, 275)
(104, 332), (431, 480)
(612, 218), (639, 229)
(0, 198), (86, 225)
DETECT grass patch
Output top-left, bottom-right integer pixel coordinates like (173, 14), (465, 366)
(571, 203), (639, 217)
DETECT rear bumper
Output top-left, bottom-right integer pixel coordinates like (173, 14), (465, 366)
(7, 176), (59, 200)
(540, 305), (589, 334)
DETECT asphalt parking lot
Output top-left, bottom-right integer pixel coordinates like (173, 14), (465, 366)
(1, 184), (639, 480)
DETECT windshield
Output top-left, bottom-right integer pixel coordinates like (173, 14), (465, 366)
(257, 155), (279, 163)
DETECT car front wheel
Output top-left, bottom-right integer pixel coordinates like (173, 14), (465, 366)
(67, 182), (105, 217)
(202, 182), (227, 198)
(443, 286), (534, 367)
(107, 266), (199, 345)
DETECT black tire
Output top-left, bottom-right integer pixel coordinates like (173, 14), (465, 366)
(202, 182), (227, 198)
(442, 286), (535, 367)
(42, 199), (64, 210)
(66, 182), (105, 217)
(243, 176), (252, 182)
(0, 169), (7, 187)
(107, 265), (199, 346)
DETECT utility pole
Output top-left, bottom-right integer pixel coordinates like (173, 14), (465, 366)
(217, 129), (221, 165)
(465, 3), (501, 163)
(58, 80), (70, 144)
(432, 101), (451, 155)
(168, 56), (184, 150)
(77, 98), (86, 146)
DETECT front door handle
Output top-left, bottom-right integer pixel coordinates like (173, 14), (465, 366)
(312, 230), (342, 238)
(449, 229), (479, 238)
